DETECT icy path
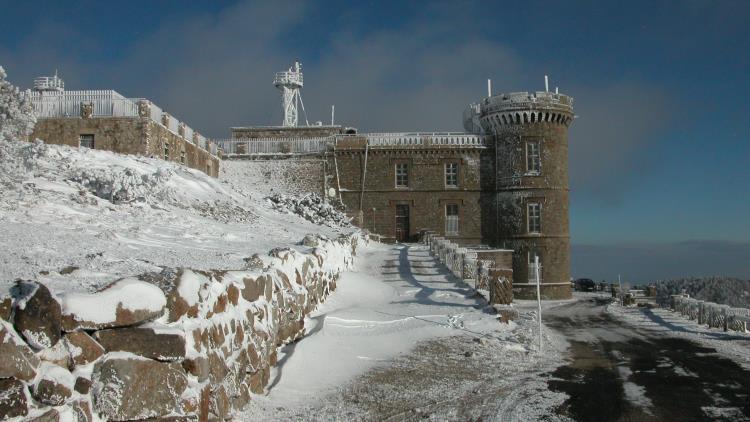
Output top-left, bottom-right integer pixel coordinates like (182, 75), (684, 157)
(262, 243), (503, 404)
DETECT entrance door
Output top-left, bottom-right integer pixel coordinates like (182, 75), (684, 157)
(395, 204), (410, 242)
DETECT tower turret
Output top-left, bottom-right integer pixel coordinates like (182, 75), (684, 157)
(479, 88), (574, 299)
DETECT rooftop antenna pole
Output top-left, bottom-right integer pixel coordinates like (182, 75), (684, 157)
(545, 75), (549, 92)
(331, 105), (335, 126)
(487, 79), (492, 98)
(555, 86), (559, 94)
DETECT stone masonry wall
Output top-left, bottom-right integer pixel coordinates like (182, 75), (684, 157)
(30, 117), (220, 178)
(0, 233), (361, 421)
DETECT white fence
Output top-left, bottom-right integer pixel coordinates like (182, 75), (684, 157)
(29, 90), (139, 118)
(28, 90), (218, 158)
(362, 132), (485, 147)
(216, 138), (332, 155)
(672, 295), (749, 332)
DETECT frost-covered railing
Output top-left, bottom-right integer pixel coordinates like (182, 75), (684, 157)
(671, 295), (749, 333)
(29, 90), (139, 118)
(28, 90), (218, 158)
(361, 132), (486, 148)
(482, 91), (574, 110)
(216, 137), (333, 155)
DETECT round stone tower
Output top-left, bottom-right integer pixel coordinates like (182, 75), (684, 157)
(478, 90), (574, 299)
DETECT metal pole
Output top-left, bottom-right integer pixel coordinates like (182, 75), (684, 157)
(618, 274), (623, 306)
(535, 255), (543, 353)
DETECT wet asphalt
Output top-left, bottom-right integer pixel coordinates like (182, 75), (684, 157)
(544, 296), (750, 422)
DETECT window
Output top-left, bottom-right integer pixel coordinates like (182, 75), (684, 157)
(180, 150), (186, 164)
(445, 204), (459, 235)
(528, 202), (541, 234)
(395, 163), (409, 188)
(163, 142), (170, 160)
(526, 141), (541, 174)
(445, 162), (458, 187)
(79, 134), (94, 149)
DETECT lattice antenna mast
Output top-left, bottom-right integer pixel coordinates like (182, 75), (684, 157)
(273, 61), (305, 127)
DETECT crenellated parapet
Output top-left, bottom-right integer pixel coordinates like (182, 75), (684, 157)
(479, 91), (574, 131)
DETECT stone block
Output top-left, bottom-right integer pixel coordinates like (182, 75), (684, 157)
(0, 378), (28, 419)
(182, 356), (209, 382)
(94, 327), (185, 361)
(0, 296), (11, 321)
(63, 331), (105, 366)
(60, 278), (166, 331)
(92, 355), (188, 421)
(12, 282), (62, 349)
(209, 385), (231, 419)
(0, 321), (40, 381)
(32, 363), (75, 406)
(29, 408), (60, 421)
(74, 376), (92, 394)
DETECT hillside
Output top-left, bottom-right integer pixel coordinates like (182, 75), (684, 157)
(0, 138), (351, 295)
(654, 277), (750, 308)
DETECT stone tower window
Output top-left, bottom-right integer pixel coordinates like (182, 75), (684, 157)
(445, 162), (459, 187)
(79, 134), (95, 149)
(395, 163), (409, 188)
(445, 204), (459, 236)
(527, 202), (541, 234)
(526, 141), (541, 174)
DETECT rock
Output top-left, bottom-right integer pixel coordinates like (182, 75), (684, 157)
(0, 321), (40, 381)
(72, 400), (93, 422)
(242, 254), (265, 270)
(242, 276), (270, 303)
(249, 370), (263, 394)
(182, 356), (209, 382)
(94, 327), (185, 361)
(0, 296), (11, 321)
(32, 363), (75, 405)
(12, 282), (62, 349)
(29, 408), (60, 421)
(92, 355), (188, 421)
(74, 376), (92, 394)
(301, 233), (323, 247)
(494, 306), (519, 324)
(227, 284), (240, 306)
(0, 378), (28, 419)
(164, 270), (203, 322)
(60, 278), (166, 331)
(208, 351), (229, 384)
(36, 340), (71, 369)
(209, 385), (231, 419)
(63, 331), (105, 366)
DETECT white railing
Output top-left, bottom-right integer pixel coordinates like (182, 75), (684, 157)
(362, 132), (485, 147)
(672, 295), (749, 333)
(29, 90), (139, 118)
(29, 90), (218, 158)
(216, 137), (332, 155)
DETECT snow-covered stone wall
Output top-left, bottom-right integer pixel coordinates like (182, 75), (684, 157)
(0, 233), (361, 421)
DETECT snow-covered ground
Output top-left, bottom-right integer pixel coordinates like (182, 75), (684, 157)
(0, 140), (350, 296)
(239, 243), (571, 420)
(607, 302), (750, 370)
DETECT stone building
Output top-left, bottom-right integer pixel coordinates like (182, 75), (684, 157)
(27, 77), (220, 177)
(222, 88), (575, 299)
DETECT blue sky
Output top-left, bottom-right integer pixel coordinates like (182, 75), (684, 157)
(1, 0), (748, 281)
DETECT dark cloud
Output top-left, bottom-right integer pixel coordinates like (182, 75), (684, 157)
(572, 240), (750, 283)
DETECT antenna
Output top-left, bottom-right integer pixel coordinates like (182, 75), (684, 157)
(273, 60), (305, 127)
(487, 79), (492, 98)
(331, 105), (335, 126)
(555, 86), (559, 94)
(544, 75), (549, 92)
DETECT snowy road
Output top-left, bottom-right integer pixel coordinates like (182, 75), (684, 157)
(239, 243), (568, 420)
(544, 296), (750, 421)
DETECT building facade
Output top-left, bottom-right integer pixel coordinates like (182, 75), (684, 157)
(223, 89), (575, 300)
(27, 81), (220, 177)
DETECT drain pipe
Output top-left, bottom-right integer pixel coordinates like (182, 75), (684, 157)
(359, 141), (369, 212)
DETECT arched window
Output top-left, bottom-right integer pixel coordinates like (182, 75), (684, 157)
(515, 113), (521, 124)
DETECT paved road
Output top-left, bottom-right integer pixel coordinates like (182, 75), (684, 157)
(544, 296), (750, 421)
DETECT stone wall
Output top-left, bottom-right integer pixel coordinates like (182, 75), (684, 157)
(0, 233), (361, 421)
(30, 117), (220, 178)
(330, 147), (486, 244)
